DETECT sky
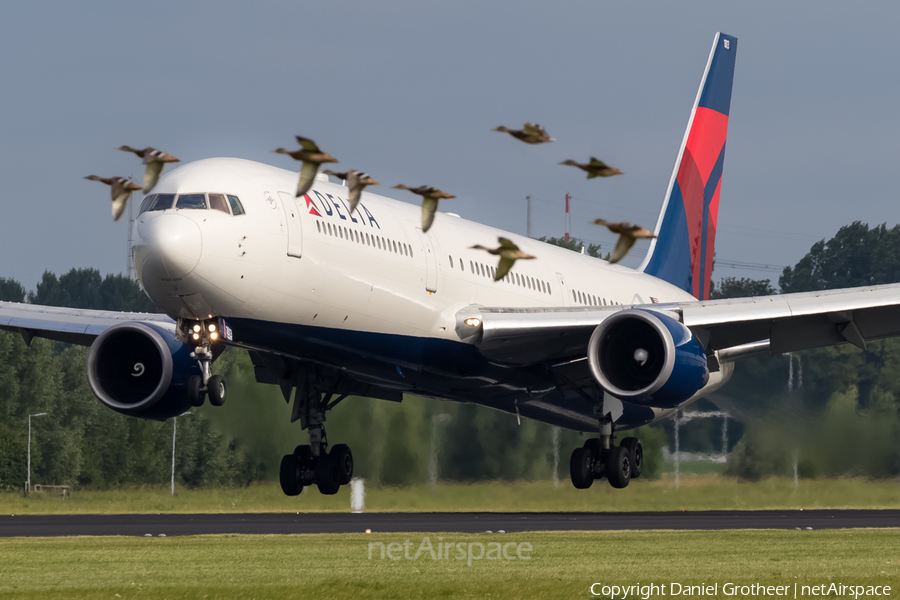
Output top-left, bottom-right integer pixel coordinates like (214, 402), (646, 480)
(1, 1), (898, 290)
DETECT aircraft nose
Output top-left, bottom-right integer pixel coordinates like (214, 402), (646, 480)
(135, 213), (202, 280)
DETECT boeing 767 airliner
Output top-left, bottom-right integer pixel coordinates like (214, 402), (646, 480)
(4, 33), (900, 495)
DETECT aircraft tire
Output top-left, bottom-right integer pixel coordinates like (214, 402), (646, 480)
(207, 375), (226, 407)
(188, 375), (204, 407)
(279, 454), (303, 496)
(620, 438), (643, 479)
(570, 447), (594, 489)
(606, 445), (631, 489)
(583, 438), (602, 458)
(315, 453), (341, 495)
(330, 444), (354, 485)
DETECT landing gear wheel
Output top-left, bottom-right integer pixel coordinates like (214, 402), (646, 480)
(570, 447), (594, 489)
(606, 445), (631, 489)
(188, 375), (204, 407)
(620, 437), (643, 479)
(279, 455), (302, 496)
(293, 445), (312, 461)
(207, 375), (226, 407)
(315, 453), (341, 495)
(330, 444), (354, 485)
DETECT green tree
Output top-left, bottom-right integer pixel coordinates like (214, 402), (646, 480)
(538, 236), (603, 258)
(709, 277), (776, 299)
(0, 278), (26, 303)
(29, 268), (158, 312)
(780, 222), (900, 293)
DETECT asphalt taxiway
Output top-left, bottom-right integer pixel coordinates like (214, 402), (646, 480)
(1, 510), (898, 537)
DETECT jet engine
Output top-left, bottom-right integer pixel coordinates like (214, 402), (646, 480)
(86, 322), (200, 420)
(587, 309), (708, 408)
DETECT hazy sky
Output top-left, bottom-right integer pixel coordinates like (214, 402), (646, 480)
(1, 1), (898, 290)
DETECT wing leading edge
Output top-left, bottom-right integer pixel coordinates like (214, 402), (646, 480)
(0, 301), (174, 347)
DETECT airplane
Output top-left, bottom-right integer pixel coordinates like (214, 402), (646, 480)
(4, 32), (900, 496)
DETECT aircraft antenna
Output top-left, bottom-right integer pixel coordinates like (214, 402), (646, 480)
(526, 195), (532, 237)
(126, 184), (135, 280)
(564, 192), (571, 243)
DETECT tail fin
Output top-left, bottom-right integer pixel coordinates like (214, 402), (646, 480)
(640, 32), (737, 300)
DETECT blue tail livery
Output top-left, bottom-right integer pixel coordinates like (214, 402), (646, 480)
(640, 32), (737, 300)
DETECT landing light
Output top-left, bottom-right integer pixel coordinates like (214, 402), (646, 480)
(208, 324), (217, 332)
(464, 317), (481, 328)
(192, 333), (200, 340)
(193, 325), (201, 333)
(210, 332), (218, 341)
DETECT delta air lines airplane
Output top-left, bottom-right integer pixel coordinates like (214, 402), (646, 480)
(4, 33), (900, 495)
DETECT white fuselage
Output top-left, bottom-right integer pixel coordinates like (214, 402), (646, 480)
(134, 158), (695, 334)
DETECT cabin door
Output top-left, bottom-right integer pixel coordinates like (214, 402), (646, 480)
(556, 272), (571, 306)
(416, 227), (438, 293)
(278, 191), (303, 258)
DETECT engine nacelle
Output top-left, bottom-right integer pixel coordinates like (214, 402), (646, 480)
(587, 309), (708, 408)
(87, 322), (200, 420)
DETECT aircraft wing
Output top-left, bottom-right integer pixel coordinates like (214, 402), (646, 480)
(456, 283), (900, 365)
(0, 301), (174, 347)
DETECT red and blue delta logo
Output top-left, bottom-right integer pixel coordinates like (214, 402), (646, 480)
(302, 191), (380, 229)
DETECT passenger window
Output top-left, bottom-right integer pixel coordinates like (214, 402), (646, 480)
(208, 193), (229, 214)
(316, 221), (321, 233)
(176, 194), (207, 209)
(227, 195), (246, 215)
(147, 194), (175, 212)
(138, 194), (156, 215)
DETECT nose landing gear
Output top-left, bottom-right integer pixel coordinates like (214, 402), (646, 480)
(179, 319), (227, 408)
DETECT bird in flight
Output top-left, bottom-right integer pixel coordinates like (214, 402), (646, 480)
(322, 170), (380, 214)
(116, 146), (180, 193)
(470, 237), (537, 281)
(591, 219), (656, 264)
(84, 176), (143, 222)
(492, 122), (554, 144)
(560, 158), (624, 178)
(392, 185), (455, 233)
(273, 136), (339, 197)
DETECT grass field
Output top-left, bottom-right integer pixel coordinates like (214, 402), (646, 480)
(3, 474), (900, 515)
(0, 529), (898, 599)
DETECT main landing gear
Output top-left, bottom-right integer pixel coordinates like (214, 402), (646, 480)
(278, 368), (354, 496)
(180, 319), (227, 408)
(570, 419), (643, 489)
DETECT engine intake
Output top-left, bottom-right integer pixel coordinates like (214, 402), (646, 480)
(87, 323), (198, 420)
(587, 309), (708, 407)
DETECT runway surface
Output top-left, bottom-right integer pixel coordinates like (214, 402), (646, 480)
(1, 510), (899, 537)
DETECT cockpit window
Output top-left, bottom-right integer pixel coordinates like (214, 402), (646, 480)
(176, 194), (207, 209)
(228, 195), (246, 216)
(144, 194), (175, 213)
(208, 193), (229, 214)
(138, 194), (156, 214)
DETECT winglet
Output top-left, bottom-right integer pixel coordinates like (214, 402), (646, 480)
(640, 32), (737, 300)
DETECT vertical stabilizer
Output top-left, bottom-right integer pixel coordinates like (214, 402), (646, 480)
(640, 32), (737, 300)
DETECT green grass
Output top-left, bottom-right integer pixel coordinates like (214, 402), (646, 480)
(4, 474), (900, 514)
(1, 530), (898, 599)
